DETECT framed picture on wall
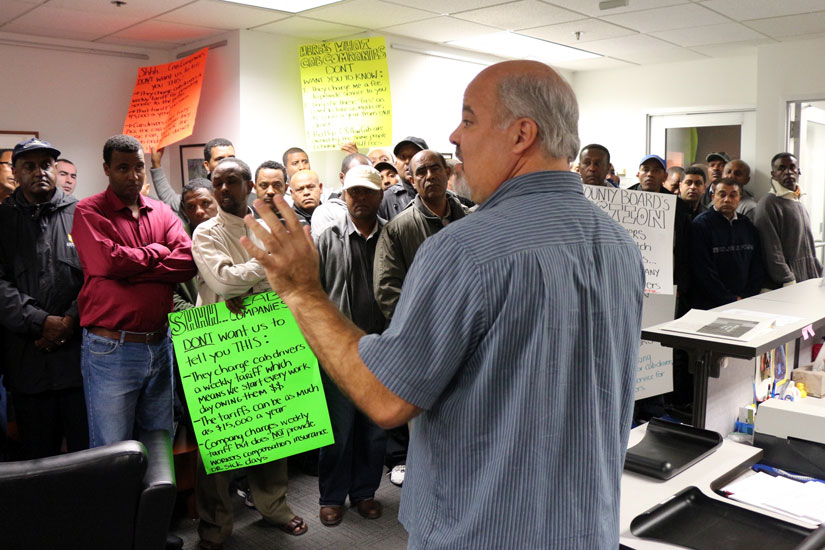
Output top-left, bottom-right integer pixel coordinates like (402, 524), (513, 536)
(0, 130), (39, 149)
(180, 144), (207, 184)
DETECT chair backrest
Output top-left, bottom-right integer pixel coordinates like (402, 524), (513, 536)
(0, 440), (148, 550)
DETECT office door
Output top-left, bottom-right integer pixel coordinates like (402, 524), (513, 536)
(648, 110), (756, 170)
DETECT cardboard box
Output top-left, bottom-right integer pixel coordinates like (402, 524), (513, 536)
(792, 364), (825, 397)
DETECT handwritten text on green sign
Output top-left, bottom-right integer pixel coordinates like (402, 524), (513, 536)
(169, 292), (333, 474)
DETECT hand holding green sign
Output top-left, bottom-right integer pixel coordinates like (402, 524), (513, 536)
(169, 291), (333, 474)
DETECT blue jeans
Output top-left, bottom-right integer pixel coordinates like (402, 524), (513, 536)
(81, 328), (174, 447)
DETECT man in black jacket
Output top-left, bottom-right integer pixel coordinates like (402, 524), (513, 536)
(689, 178), (763, 309)
(0, 138), (87, 458)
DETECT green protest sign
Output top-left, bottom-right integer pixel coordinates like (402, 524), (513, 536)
(169, 291), (334, 474)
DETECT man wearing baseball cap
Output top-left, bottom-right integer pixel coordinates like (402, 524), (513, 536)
(0, 138), (88, 458)
(315, 164), (388, 527)
(702, 152), (730, 207)
(378, 136), (428, 220)
(630, 154), (669, 193)
(373, 161), (399, 191)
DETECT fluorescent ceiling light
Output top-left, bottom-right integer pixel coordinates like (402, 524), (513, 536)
(220, 0), (343, 13)
(447, 32), (600, 64)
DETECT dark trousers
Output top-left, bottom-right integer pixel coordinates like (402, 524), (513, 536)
(196, 455), (294, 543)
(318, 374), (387, 506)
(13, 387), (88, 459)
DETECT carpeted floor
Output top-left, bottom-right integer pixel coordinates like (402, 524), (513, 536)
(170, 467), (408, 550)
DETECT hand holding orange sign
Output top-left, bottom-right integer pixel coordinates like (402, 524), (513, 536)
(123, 48), (208, 152)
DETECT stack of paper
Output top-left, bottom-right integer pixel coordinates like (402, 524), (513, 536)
(722, 471), (825, 524)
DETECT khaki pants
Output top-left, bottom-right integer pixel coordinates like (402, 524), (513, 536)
(196, 455), (294, 543)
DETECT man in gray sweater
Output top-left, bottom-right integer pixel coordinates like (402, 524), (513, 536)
(754, 152), (822, 288)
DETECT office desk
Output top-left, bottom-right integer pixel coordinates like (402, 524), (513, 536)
(619, 423), (817, 549)
(642, 279), (825, 428)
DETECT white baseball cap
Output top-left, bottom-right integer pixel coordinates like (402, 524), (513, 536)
(342, 165), (382, 192)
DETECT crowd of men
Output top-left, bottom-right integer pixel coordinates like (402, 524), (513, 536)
(0, 58), (822, 550)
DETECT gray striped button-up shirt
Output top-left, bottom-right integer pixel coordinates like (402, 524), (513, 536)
(360, 170), (644, 549)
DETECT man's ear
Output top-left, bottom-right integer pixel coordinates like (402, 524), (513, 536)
(103, 162), (111, 177)
(511, 117), (538, 155)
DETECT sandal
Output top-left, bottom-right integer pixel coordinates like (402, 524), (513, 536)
(278, 515), (308, 536)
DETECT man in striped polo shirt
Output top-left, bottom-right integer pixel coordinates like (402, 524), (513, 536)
(242, 60), (645, 549)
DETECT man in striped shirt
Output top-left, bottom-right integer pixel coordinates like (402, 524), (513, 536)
(242, 60), (645, 549)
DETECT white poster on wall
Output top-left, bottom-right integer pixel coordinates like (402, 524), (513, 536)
(636, 292), (676, 400)
(583, 185), (676, 295)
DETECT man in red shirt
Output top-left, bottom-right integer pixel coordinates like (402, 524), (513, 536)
(72, 134), (197, 446)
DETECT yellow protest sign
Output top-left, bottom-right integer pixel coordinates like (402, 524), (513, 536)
(299, 37), (392, 151)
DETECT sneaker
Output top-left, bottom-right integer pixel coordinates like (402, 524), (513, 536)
(389, 465), (405, 487)
(236, 488), (255, 508)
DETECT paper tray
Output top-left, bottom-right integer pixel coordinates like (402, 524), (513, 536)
(624, 418), (723, 480)
(631, 486), (815, 549)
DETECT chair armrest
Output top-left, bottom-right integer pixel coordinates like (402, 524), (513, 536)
(795, 525), (825, 550)
(134, 430), (176, 550)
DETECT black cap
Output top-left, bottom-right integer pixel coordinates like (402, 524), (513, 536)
(12, 138), (61, 165)
(393, 136), (428, 157)
(706, 152), (730, 164)
(374, 161), (397, 173)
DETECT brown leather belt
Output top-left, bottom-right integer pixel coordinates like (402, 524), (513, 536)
(88, 326), (167, 344)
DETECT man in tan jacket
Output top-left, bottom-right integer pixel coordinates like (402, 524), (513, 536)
(191, 157), (307, 550)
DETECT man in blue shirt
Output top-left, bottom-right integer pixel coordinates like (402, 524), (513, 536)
(241, 60), (645, 549)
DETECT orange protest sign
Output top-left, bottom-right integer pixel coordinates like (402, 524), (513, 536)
(123, 48), (208, 152)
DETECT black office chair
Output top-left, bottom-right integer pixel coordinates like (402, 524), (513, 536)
(0, 429), (176, 550)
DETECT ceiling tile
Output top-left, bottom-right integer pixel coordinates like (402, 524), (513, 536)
(743, 11), (825, 39)
(104, 20), (224, 45)
(302, 0), (432, 28)
(47, 0), (192, 19)
(157, 1), (290, 29)
(520, 18), (636, 44)
(0, 0), (43, 27)
(601, 3), (729, 33)
(617, 46), (706, 65)
(650, 22), (765, 47)
(701, 0), (825, 21)
(381, 0), (503, 16)
(3, 5), (141, 40)
(251, 16), (365, 40)
(551, 56), (634, 71)
(380, 16), (496, 43)
(689, 37), (775, 57)
(453, 0), (585, 31)
(575, 33), (676, 55)
(544, 0), (688, 18)
(777, 31), (825, 42)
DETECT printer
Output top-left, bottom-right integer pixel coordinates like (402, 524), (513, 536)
(753, 397), (825, 479)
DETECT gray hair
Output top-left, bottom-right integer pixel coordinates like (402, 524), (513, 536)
(496, 72), (580, 162)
